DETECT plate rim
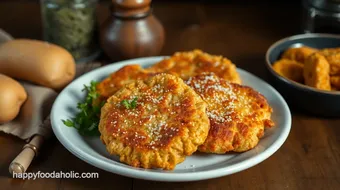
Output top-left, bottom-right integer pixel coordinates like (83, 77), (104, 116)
(51, 56), (292, 182)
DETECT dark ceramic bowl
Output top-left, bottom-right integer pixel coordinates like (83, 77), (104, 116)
(265, 33), (340, 117)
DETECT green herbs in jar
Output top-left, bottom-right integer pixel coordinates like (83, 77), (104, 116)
(41, 0), (99, 61)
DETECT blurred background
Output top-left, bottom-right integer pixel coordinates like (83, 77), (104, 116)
(0, 0), (319, 71)
(0, 0), (304, 41)
(1, 0), (339, 63)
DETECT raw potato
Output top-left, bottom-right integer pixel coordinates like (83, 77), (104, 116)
(0, 39), (76, 89)
(0, 74), (27, 123)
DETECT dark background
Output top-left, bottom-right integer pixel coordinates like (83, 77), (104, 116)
(1, 1), (340, 190)
(2, 0), (302, 2)
(0, 0), (305, 39)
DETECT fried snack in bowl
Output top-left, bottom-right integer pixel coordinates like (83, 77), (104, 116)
(330, 76), (340, 89)
(319, 48), (340, 76)
(331, 86), (339, 91)
(148, 49), (241, 84)
(281, 46), (317, 64)
(303, 53), (331, 90)
(272, 59), (304, 83)
(186, 73), (274, 153)
(99, 74), (210, 170)
(265, 33), (340, 116)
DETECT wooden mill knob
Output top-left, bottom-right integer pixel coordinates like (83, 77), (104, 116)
(101, 0), (164, 60)
(112, 0), (151, 18)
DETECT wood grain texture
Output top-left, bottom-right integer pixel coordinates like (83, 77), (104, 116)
(0, 1), (339, 190)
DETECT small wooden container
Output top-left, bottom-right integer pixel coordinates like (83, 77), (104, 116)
(100, 0), (165, 61)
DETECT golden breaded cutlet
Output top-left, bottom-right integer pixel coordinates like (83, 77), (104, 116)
(303, 53), (331, 90)
(186, 73), (274, 153)
(96, 50), (242, 103)
(320, 48), (340, 75)
(99, 74), (210, 170)
(96, 65), (155, 100)
(272, 59), (304, 83)
(281, 46), (317, 64)
(148, 49), (241, 84)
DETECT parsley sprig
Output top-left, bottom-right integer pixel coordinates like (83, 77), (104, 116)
(121, 97), (138, 109)
(62, 81), (104, 136)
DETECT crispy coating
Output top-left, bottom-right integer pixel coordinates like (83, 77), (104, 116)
(96, 50), (242, 102)
(96, 65), (155, 100)
(320, 48), (340, 75)
(303, 53), (331, 90)
(281, 46), (317, 63)
(186, 74), (274, 153)
(148, 49), (241, 84)
(272, 59), (304, 82)
(330, 76), (340, 90)
(99, 74), (210, 170)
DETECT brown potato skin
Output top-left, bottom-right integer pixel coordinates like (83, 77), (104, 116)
(0, 74), (27, 123)
(0, 39), (76, 90)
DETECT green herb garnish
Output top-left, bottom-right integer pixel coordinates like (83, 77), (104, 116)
(62, 119), (74, 127)
(62, 81), (104, 136)
(121, 97), (138, 109)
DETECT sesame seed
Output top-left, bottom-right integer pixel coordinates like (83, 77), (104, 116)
(187, 74), (237, 123)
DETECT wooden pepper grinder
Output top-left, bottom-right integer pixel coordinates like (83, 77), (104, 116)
(100, 0), (165, 61)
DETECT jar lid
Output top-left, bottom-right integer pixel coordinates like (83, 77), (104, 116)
(112, 0), (151, 18)
(307, 0), (340, 12)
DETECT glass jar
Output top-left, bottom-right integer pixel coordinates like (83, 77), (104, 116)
(40, 0), (100, 62)
(303, 0), (340, 34)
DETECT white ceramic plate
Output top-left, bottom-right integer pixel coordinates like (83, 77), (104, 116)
(51, 57), (291, 182)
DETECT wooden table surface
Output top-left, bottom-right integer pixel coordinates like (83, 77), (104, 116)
(1, 1), (340, 190)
